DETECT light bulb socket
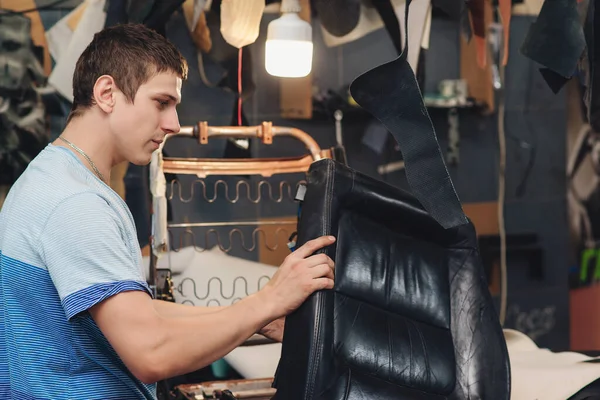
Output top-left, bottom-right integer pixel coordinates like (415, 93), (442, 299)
(280, 0), (302, 13)
(266, 13), (311, 42)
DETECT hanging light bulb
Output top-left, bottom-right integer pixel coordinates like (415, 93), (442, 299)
(265, 0), (313, 78)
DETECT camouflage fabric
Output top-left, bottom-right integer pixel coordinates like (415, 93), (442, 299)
(0, 13), (49, 186)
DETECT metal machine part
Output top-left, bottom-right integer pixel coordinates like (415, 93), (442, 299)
(173, 378), (275, 400)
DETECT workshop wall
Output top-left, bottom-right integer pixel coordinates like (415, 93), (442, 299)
(247, 12), (568, 350)
(169, 10), (570, 349)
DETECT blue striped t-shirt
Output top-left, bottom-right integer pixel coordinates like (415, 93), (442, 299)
(0, 144), (157, 399)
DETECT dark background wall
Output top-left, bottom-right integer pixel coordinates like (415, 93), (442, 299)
(38, 4), (570, 349)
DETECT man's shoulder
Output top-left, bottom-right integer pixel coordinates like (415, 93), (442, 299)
(0, 147), (98, 264)
(1, 146), (119, 233)
(10, 176), (76, 212)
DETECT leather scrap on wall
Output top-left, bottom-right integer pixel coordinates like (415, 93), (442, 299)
(104, 0), (127, 27)
(192, 9), (212, 53)
(520, 0), (586, 91)
(460, 0), (494, 111)
(540, 67), (573, 95)
(182, 0), (212, 64)
(311, 0), (361, 37)
(499, 0), (512, 66)
(433, 0), (473, 43)
(462, 0), (512, 68)
(432, 0), (463, 21)
(125, 0), (186, 35)
(126, 0), (154, 23)
(466, 0), (488, 68)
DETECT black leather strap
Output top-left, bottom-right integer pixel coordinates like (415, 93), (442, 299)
(349, 0), (468, 230)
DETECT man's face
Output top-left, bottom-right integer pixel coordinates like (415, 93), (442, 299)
(109, 71), (182, 165)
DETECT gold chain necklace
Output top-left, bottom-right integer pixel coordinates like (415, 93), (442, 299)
(58, 136), (106, 182)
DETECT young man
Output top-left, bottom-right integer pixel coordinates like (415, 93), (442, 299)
(0, 24), (335, 399)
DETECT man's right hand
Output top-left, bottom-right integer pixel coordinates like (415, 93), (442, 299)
(260, 236), (336, 319)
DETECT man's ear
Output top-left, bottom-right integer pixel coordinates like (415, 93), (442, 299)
(93, 75), (117, 113)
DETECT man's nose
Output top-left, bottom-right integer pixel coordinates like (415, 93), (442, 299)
(161, 109), (180, 134)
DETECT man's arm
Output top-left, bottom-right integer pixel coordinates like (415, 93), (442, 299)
(153, 299), (284, 341)
(90, 236), (335, 384)
(91, 289), (274, 384)
(153, 300), (284, 341)
(152, 299), (225, 318)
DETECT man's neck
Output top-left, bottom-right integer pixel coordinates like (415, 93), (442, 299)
(54, 113), (119, 184)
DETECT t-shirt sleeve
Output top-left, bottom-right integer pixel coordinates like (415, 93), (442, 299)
(40, 192), (152, 320)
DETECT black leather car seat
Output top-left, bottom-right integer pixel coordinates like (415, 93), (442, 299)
(271, 1), (511, 398)
(273, 158), (510, 400)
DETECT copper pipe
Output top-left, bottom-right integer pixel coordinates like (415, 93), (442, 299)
(271, 126), (322, 161)
(162, 151), (331, 178)
(171, 122), (323, 161)
(168, 220), (296, 228)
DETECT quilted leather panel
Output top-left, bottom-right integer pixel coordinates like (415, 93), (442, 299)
(336, 211), (451, 329)
(328, 368), (450, 400)
(334, 294), (455, 394)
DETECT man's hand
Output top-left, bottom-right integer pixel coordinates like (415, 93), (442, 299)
(259, 317), (285, 342)
(260, 236), (336, 320)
